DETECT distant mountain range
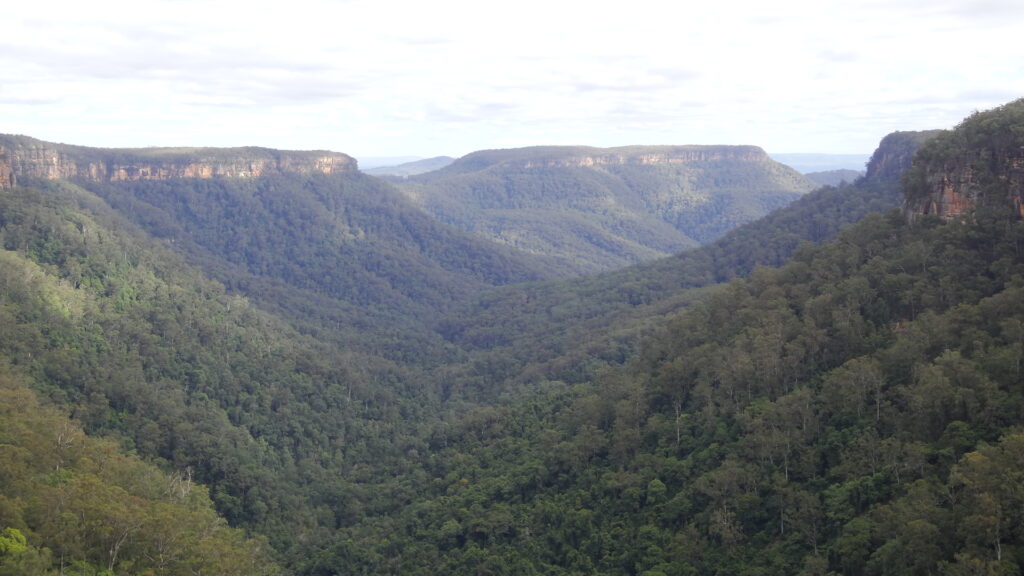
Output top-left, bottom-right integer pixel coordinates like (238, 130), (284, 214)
(365, 156), (456, 178)
(356, 155), (425, 169)
(768, 152), (870, 172)
(805, 168), (864, 186)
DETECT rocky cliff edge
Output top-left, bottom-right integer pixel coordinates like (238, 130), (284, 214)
(0, 135), (357, 188)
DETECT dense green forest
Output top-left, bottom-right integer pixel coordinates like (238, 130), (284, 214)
(437, 131), (936, 395)
(0, 366), (280, 575)
(1, 100), (1023, 575)
(68, 172), (565, 352)
(398, 145), (816, 274)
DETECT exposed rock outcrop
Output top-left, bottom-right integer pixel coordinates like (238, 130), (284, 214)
(0, 146), (14, 188)
(444, 145), (774, 174)
(902, 99), (1024, 221)
(518, 147), (767, 169)
(0, 135), (357, 189)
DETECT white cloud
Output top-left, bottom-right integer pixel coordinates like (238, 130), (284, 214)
(1, 0), (1021, 156)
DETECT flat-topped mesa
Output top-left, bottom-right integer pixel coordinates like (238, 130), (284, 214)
(902, 100), (1024, 221)
(448, 145), (771, 173)
(0, 135), (357, 189)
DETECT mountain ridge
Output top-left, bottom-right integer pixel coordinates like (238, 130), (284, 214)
(433, 144), (776, 174)
(398, 143), (817, 273)
(0, 134), (357, 188)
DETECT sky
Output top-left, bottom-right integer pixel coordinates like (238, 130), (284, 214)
(1, 0), (1022, 160)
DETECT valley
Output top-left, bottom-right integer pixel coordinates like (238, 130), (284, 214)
(1, 99), (1023, 576)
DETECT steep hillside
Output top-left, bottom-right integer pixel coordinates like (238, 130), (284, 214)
(3, 100), (1014, 576)
(0, 134), (904, 575)
(311, 100), (1024, 575)
(74, 173), (564, 342)
(0, 366), (280, 576)
(437, 131), (937, 394)
(354, 210), (1024, 575)
(0, 136), (568, 351)
(0, 182), (418, 563)
(903, 99), (1024, 219)
(398, 145), (817, 274)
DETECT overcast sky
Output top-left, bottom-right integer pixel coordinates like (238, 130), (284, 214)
(1, 0), (1021, 160)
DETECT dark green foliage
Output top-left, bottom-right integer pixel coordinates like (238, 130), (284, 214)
(0, 183), (456, 564)
(904, 99), (1024, 214)
(2, 102), (1022, 576)
(324, 210), (1024, 575)
(72, 173), (561, 329)
(0, 367), (280, 575)
(437, 156), (913, 394)
(397, 145), (816, 273)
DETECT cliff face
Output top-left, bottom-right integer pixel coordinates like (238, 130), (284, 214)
(445, 145), (771, 174)
(0, 135), (357, 189)
(0, 146), (14, 188)
(905, 151), (1024, 220)
(518, 146), (767, 169)
(864, 130), (942, 184)
(902, 99), (1024, 220)
(398, 143), (816, 274)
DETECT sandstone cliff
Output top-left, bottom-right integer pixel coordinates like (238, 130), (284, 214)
(446, 145), (772, 173)
(397, 143), (816, 274)
(0, 135), (357, 189)
(902, 99), (1024, 220)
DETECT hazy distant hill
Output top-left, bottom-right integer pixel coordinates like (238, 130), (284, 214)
(365, 156), (456, 178)
(356, 155), (424, 169)
(398, 145), (817, 274)
(769, 152), (869, 172)
(805, 168), (864, 186)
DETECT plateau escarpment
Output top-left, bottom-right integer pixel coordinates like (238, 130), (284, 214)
(0, 134), (357, 188)
(400, 144), (816, 273)
(440, 144), (772, 173)
(903, 99), (1024, 220)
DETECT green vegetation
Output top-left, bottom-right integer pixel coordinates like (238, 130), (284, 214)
(69, 172), (565, 357)
(0, 366), (280, 575)
(397, 145), (816, 274)
(904, 100), (1024, 215)
(0, 101), (1022, 575)
(437, 136), (924, 392)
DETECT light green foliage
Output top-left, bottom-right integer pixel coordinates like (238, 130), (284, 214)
(0, 370), (280, 575)
(0, 528), (27, 556)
